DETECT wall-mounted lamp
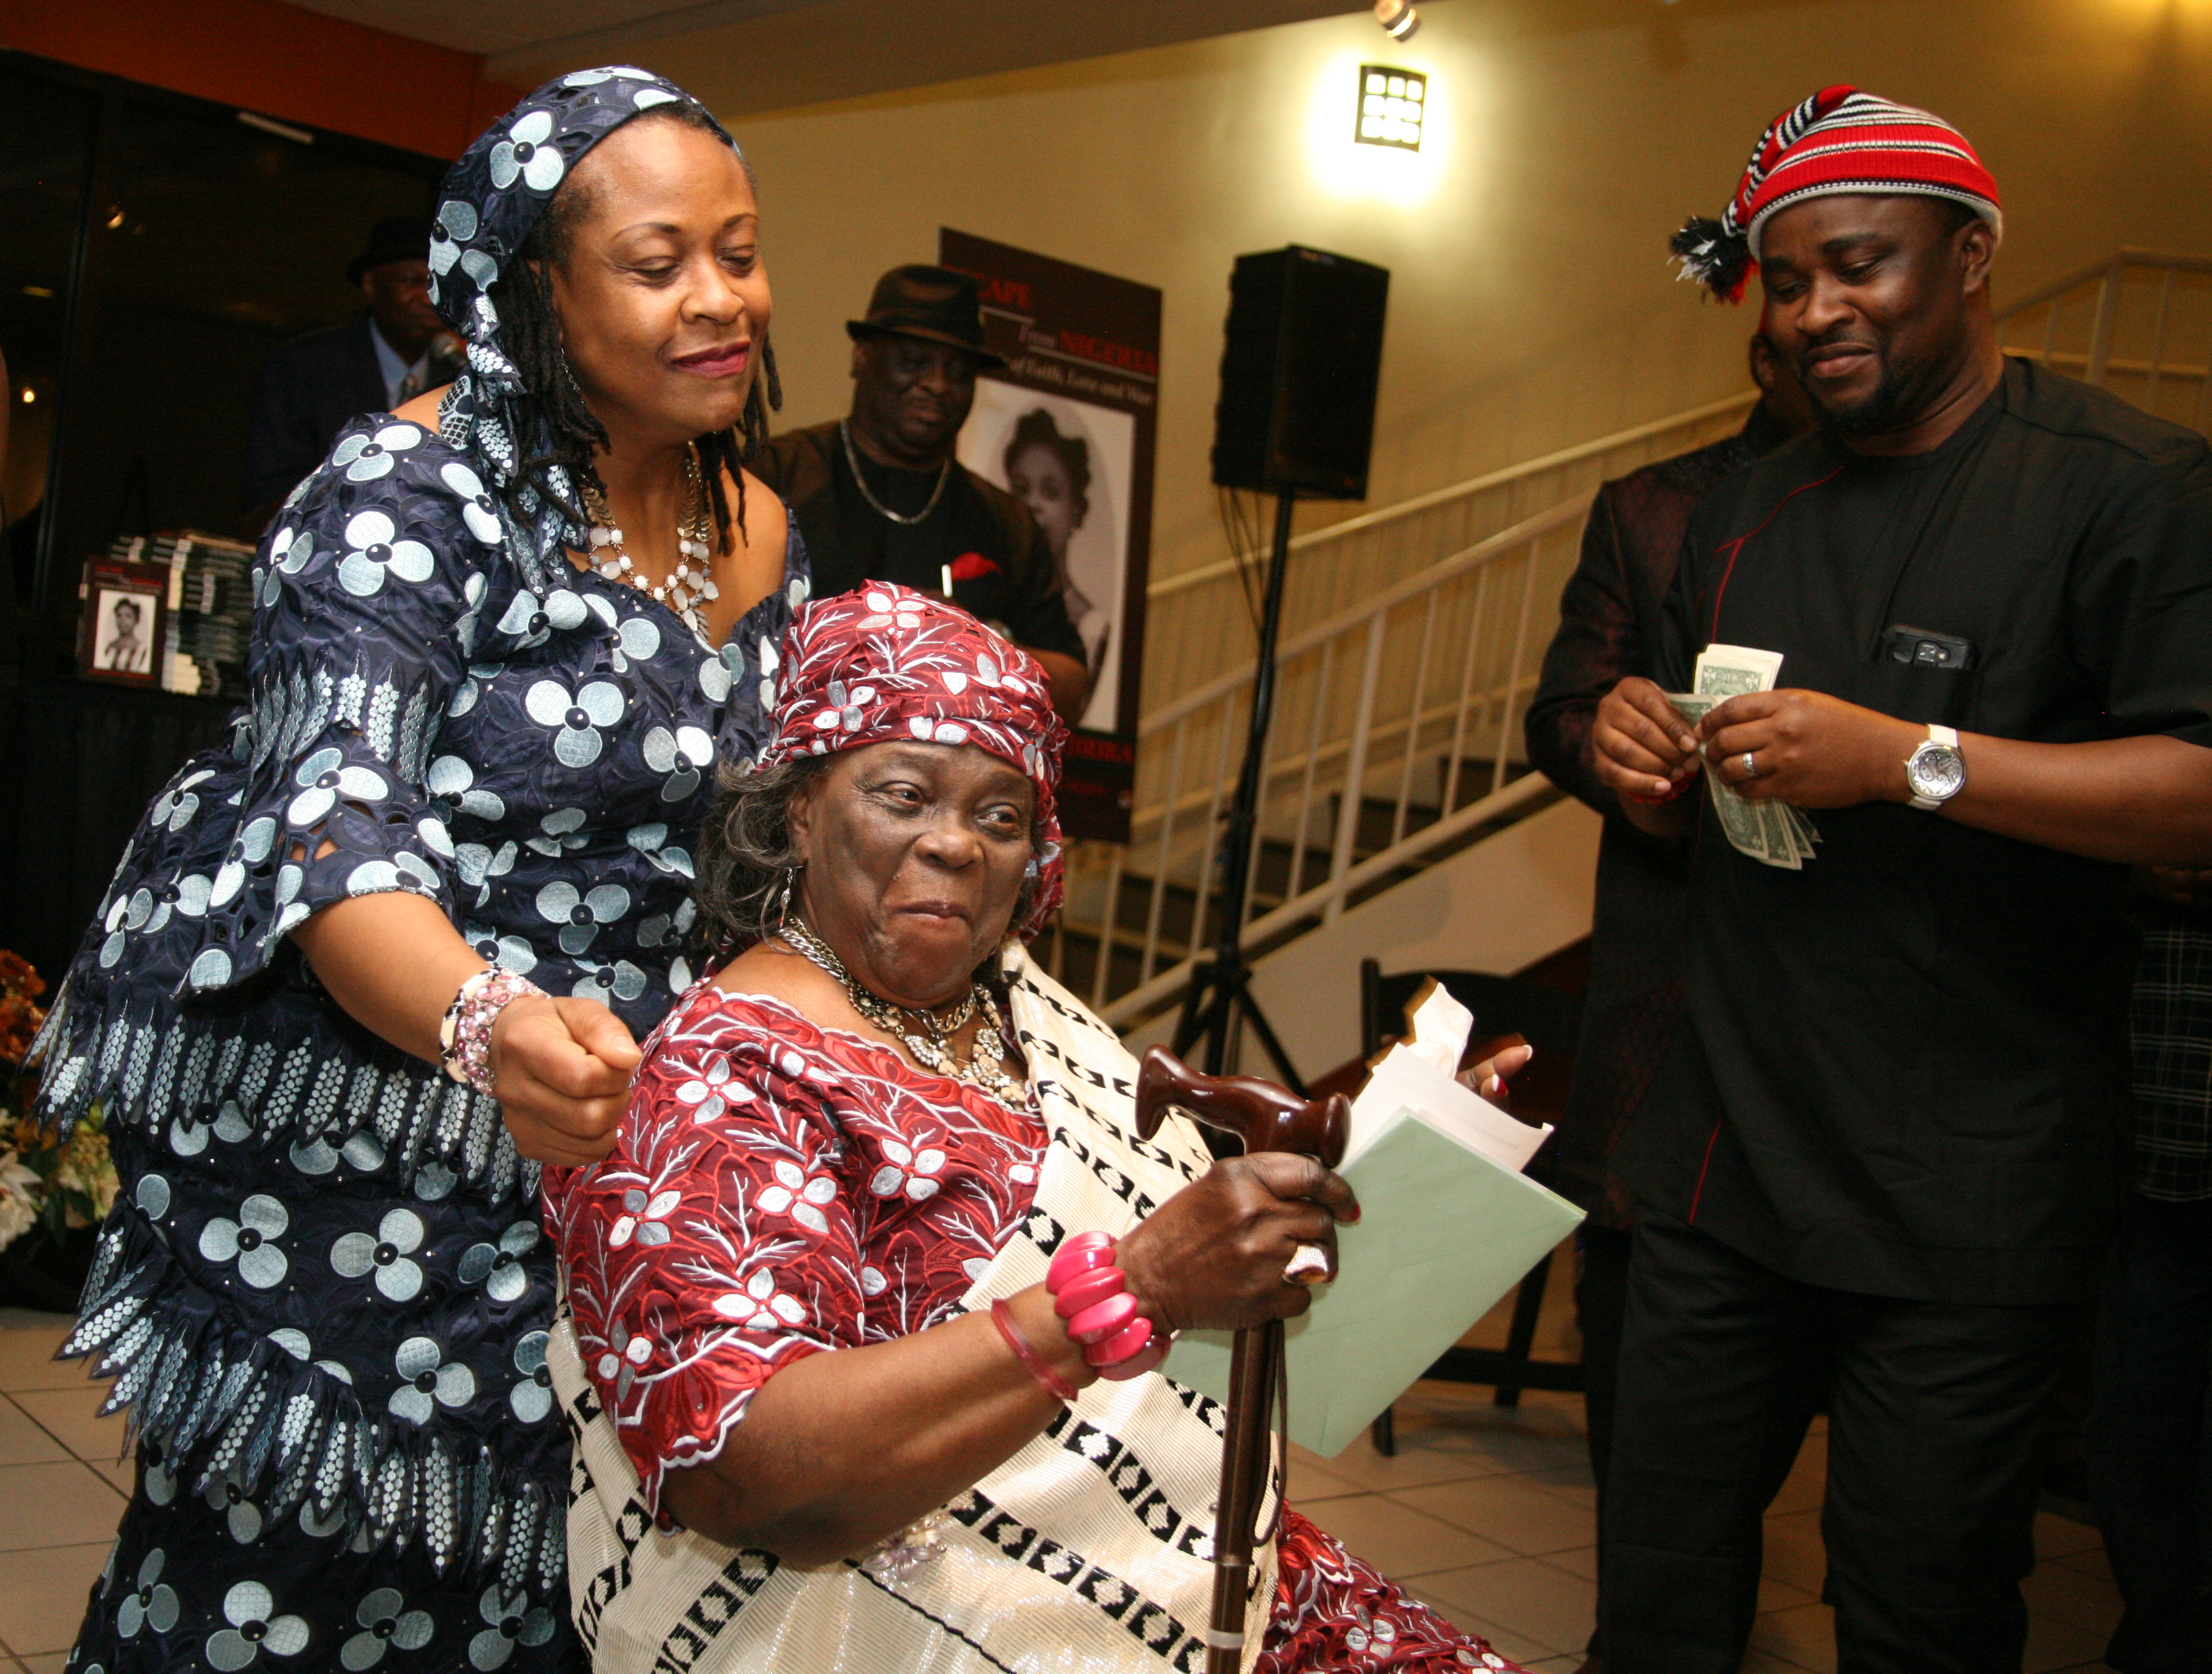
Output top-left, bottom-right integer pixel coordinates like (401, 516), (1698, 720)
(1354, 65), (1426, 150)
(1373, 0), (1419, 40)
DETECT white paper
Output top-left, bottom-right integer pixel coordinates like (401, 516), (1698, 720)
(1402, 980), (1472, 1076)
(1343, 1042), (1551, 1175)
(1169, 1108), (1585, 1456)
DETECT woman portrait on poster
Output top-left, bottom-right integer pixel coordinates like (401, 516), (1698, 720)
(97, 591), (152, 674)
(1003, 406), (1110, 679)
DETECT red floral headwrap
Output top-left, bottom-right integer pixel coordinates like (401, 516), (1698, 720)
(753, 585), (1069, 941)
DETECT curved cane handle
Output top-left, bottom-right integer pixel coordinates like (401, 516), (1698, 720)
(1133, 1045), (1348, 1168)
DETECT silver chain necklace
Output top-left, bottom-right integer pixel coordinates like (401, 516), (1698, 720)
(778, 915), (1024, 1105)
(840, 419), (950, 526)
(583, 444), (720, 642)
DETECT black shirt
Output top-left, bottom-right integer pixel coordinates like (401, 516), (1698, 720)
(1621, 358), (2212, 1304)
(751, 420), (1086, 665)
(1524, 409), (1779, 1222)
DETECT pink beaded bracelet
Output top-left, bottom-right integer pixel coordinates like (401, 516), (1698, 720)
(1043, 1232), (1168, 1381)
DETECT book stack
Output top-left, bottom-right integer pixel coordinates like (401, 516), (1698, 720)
(106, 531), (257, 698)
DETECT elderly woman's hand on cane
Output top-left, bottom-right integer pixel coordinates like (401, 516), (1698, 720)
(1117, 1153), (1360, 1332)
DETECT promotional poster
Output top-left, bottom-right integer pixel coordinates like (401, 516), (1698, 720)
(939, 229), (1160, 843)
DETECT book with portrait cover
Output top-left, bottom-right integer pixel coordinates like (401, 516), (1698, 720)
(76, 556), (169, 688)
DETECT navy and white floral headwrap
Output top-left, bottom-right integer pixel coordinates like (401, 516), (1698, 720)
(423, 67), (743, 590)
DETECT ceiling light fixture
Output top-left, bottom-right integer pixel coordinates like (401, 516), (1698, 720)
(1354, 65), (1426, 150)
(1373, 0), (1420, 41)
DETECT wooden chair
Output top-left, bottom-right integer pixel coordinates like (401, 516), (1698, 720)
(1359, 958), (1586, 1455)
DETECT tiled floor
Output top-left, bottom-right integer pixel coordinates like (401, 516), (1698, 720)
(0, 1281), (2126, 1674)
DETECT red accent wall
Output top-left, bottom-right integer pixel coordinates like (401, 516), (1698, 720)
(0, 0), (527, 159)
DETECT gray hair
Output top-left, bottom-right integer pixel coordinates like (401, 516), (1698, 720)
(692, 756), (827, 951)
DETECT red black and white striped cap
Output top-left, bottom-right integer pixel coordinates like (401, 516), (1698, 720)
(1672, 86), (2002, 302)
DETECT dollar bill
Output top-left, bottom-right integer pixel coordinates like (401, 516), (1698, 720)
(1667, 690), (1785, 865)
(1693, 643), (1785, 700)
(1670, 644), (1817, 869)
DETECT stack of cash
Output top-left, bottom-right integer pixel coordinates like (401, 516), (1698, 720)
(1667, 643), (1821, 870)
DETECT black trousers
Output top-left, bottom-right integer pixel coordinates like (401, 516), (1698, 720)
(1577, 1222), (1635, 1495)
(1575, 1224), (1634, 1661)
(2087, 1193), (2212, 1672)
(1598, 1213), (2071, 1674)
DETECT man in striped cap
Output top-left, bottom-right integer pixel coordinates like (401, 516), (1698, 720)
(1587, 87), (2212, 1673)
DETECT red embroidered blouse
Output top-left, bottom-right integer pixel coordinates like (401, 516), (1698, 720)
(546, 984), (1047, 1514)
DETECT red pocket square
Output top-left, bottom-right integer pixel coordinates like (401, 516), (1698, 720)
(950, 553), (999, 581)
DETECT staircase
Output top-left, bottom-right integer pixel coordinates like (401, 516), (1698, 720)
(1033, 394), (1758, 1038)
(1993, 248), (2212, 427)
(1044, 250), (2212, 1056)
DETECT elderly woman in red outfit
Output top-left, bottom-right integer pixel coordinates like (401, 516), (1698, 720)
(546, 584), (1530, 1673)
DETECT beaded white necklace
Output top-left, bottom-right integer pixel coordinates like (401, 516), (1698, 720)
(583, 444), (719, 641)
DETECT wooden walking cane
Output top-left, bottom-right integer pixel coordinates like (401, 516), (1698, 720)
(1132, 1045), (1349, 1674)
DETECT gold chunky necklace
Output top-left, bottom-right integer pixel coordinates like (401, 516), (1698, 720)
(779, 916), (1024, 1105)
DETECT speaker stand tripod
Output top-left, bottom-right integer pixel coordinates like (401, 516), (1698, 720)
(1171, 490), (1309, 1097)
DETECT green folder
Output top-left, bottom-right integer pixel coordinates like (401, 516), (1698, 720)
(1166, 1106), (1585, 1458)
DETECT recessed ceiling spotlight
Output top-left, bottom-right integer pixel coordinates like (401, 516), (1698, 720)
(1354, 65), (1426, 150)
(1374, 0), (1419, 42)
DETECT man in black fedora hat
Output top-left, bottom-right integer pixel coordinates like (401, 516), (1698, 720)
(753, 263), (1092, 718)
(242, 213), (461, 524)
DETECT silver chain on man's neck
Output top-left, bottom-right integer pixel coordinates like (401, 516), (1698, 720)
(840, 419), (950, 526)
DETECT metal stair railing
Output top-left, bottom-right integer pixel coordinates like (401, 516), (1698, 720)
(1134, 391), (1759, 716)
(1995, 248), (2212, 428)
(1037, 392), (1759, 1031)
(1041, 248), (2212, 1036)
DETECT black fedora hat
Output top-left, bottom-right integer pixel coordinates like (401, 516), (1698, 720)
(846, 264), (1007, 368)
(348, 215), (433, 283)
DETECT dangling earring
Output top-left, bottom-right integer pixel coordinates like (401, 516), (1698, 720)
(560, 347), (590, 412)
(772, 865), (799, 935)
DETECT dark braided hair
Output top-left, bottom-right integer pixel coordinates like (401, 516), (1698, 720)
(485, 102), (780, 555)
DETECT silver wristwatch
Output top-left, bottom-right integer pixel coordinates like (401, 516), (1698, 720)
(1904, 723), (1965, 811)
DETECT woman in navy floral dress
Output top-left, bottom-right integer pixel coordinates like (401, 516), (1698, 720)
(31, 69), (803, 1673)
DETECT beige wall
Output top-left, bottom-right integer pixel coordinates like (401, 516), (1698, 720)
(730, 0), (2212, 640)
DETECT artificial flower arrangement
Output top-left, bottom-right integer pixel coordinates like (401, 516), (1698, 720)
(0, 952), (118, 1272)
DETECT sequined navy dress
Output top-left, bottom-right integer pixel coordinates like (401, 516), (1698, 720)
(32, 409), (805, 1674)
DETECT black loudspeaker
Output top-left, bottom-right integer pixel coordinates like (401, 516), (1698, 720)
(1210, 245), (1390, 499)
